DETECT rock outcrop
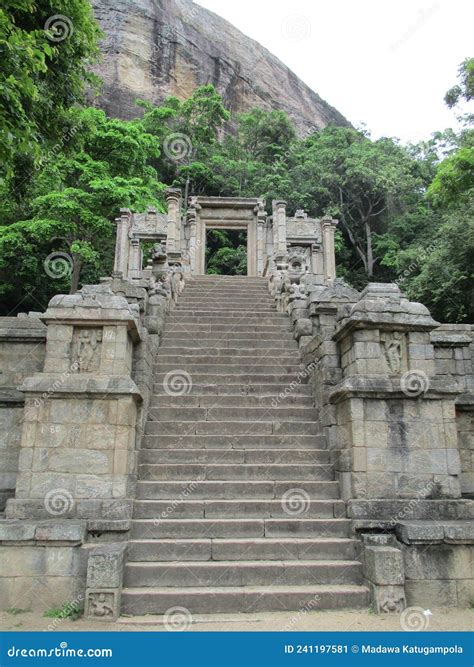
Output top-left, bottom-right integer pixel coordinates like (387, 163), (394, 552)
(90, 0), (350, 134)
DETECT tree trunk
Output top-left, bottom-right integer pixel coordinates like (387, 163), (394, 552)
(69, 254), (82, 294)
(365, 220), (374, 277)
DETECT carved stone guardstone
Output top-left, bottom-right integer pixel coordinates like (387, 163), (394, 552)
(84, 543), (126, 621)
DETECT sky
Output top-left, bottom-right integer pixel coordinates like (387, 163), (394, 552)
(196, 0), (473, 143)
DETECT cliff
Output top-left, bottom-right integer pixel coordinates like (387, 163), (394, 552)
(91, 0), (350, 135)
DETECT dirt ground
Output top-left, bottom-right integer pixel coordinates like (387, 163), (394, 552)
(0, 608), (472, 632)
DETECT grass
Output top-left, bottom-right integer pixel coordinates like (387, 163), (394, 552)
(6, 608), (28, 616)
(43, 602), (82, 621)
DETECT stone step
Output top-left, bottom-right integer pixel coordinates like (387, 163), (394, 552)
(160, 337), (297, 349)
(130, 518), (351, 539)
(152, 383), (312, 396)
(121, 584), (369, 614)
(175, 305), (277, 312)
(139, 448), (328, 465)
(177, 297), (274, 305)
(166, 315), (289, 325)
(148, 407), (318, 422)
(124, 560), (363, 588)
(163, 324), (292, 334)
(155, 354), (298, 366)
(144, 420), (319, 436)
(154, 364), (304, 375)
(150, 394), (315, 408)
(141, 434), (325, 449)
(133, 498), (343, 519)
(156, 347), (298, 358)
(127, 537), (357, 562)
(136, 480), (340, 500)
(138, 463), (334, 481)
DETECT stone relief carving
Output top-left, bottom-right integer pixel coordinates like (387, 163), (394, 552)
(71, 328), (102, 373)
(376, 586), (406, 613)
(87, 591), (115, 617)
(381, 331), (407, 374)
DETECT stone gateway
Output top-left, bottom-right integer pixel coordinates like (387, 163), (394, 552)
(0, 194), (472, 620)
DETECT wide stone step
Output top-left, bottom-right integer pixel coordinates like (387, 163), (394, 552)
(163, 324), (292, 334)
(139, 448), (327, 464)
(136, 480), (340, 500)
(177, 298), (274, 305)
(148, 407), (318, 422)
(150, 394), (315, 408)
(141, 434), (325, 449)
(160, 337), (297, 349)
(155, 354), (298, 366)
(130, 518), (351, 539)
(154, 364), (304, 375)
(152, 383), (312, 396)
(138, 463), (334, 481)
(127, 537), (357, 562)
(166, 316), (288, 325)
(144, 420), (319, 435)
(156, 347), (298, 358)
(133, 498), (343, 519)
(175, 306), (277, 313)
(121, 584), (369, 614)
(124, 560), (363, 588)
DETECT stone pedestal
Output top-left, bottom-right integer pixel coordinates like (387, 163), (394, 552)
(6, 287), (142, 525)
(330, 283), (462, 504)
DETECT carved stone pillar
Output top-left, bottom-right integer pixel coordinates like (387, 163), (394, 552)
(128, 238), (141, 279)
(165, 188), (182, 256)
(113, 209), (131, 276)
(321, 216), (338, 284)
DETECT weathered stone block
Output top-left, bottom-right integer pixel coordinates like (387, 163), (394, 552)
(364, 546), (405, 585)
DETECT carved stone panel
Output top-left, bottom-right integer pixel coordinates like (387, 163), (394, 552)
(381, 331), (408, 374)
(85, 590), (120, 620)
(71, 328), (103, 373)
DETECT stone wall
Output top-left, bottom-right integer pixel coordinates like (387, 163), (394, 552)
(0, 317), (46, 511)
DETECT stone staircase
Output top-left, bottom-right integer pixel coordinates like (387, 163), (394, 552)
(121, 276), (369, 615)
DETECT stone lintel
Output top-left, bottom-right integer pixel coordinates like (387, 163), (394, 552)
(0, 388), (25, 404)
(455, 393), (474, 411)
(329, 375), (458, 403)
(396, 520), (474, 545)
(347, 499), (474, 521)
(0, 520), (86, 544)
(18, 374), (143, 400)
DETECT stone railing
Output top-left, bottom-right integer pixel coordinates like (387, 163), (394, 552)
(266, 269), (474, 609)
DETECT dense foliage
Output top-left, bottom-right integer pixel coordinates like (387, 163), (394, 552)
(0, 1), (472, 322)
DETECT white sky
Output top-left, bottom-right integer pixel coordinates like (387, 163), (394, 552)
(196, 0), (473, 143)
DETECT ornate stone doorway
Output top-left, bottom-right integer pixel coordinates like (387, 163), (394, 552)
(205, 228), (248, 275)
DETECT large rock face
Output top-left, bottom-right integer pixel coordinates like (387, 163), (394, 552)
(91, 0), (350, 134)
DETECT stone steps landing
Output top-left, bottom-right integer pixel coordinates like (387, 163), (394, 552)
(121, 276), (368, 616)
